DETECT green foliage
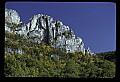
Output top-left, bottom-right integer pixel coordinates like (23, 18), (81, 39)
(6, 21), (11, 26)
(63, 59), (79, 78)
(62, 30), (72, 39)
(5, 21), (25, 33)
(4, 51), (116, 77)
(5, 29), (116, 77)
(17, 22), (24, 27)
(96, 51), (116, 63)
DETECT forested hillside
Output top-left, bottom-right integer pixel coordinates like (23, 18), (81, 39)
(95, 51), (116, 63)
(4, 32), (116, 77)
(4, 8), (116, 78)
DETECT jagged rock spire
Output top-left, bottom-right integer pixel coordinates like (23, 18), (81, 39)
(5, 8), (94, 55)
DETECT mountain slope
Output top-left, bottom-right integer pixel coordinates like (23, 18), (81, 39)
(4, 8), (116, 78)
(5, 8), (94, 55)
(95, 51), (116, 63)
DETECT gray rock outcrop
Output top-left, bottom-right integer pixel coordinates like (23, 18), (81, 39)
(5, 8), (94, 55)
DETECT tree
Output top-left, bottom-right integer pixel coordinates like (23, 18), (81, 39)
(64, 59), (79, 78)
(99, 60), (116, 78)
(18, 22), (24, 27)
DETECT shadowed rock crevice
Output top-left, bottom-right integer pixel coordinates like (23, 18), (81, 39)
(5, 8), (94, 55)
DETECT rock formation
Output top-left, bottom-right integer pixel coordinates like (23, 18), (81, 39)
(5, 8), (94, 55)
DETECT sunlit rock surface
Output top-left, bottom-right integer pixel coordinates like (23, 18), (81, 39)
(5, 8), (20, 24)
(5, 8), (94, 55)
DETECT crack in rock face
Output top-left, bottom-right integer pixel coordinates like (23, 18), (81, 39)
(5, 8), (94, 55)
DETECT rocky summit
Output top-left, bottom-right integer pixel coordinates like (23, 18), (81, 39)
(5, 8), (94, 55)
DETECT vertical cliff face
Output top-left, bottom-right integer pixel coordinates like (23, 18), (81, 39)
(5, 8), (94, 55)
(27, 14), (87, 54)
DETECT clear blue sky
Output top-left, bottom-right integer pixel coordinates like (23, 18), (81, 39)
(5, 2), (116, 53)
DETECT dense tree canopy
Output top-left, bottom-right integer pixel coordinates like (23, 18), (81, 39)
(5, 22), (116, 78)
